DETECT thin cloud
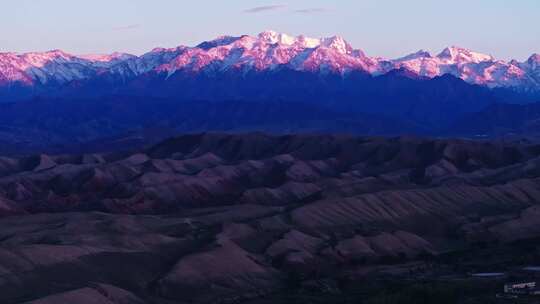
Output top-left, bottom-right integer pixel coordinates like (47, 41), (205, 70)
(112, 24), (141, 31)
(294, 8), (331, 14)
(243, 5), (286, 13)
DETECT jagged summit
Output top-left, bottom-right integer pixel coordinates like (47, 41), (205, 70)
(437, 46), (494, 63)
(320, 36), (353, 54)
(0, 31), (537, 91)
(257, 30), (294, 45)
(254, 31), (353, 53)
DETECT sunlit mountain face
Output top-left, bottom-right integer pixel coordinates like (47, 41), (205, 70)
(1, 31), (539, 96)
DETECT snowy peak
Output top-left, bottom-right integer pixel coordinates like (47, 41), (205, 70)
(18, 50), (75, 67)
(437, 46), (494, 63)
(0, 49), (138, 85)
(320, 36), (353, 54)
(0, 32), (538, 92)
(294, 35), (325, 48)
(152, 31), (367, 74)
(257, 30), (296, 45)
(28, 49), (72, 58)
(255, 31), (353, 53)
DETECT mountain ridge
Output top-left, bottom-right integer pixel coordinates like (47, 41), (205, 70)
(1, 30), (538, 94)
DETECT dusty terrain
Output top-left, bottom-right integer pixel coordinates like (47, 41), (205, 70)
(2, 133), (540, 303)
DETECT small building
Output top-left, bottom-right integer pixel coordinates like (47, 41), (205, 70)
(504, 281), (537, 294)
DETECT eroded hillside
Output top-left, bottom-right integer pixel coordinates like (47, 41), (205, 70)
(2, 134), (540, 303)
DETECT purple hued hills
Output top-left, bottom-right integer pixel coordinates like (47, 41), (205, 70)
(1, 32), (540, 304)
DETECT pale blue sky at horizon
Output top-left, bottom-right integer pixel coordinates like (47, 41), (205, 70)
(1, 0), (539, 60)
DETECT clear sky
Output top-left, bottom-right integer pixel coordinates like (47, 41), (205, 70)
(1, 0), (539, 61)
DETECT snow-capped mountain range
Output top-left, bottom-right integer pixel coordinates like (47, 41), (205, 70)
(1, 30), (539, 91)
